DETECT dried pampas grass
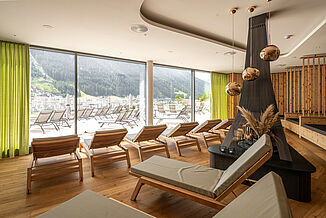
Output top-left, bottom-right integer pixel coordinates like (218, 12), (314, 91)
(237, 104), (279, 138)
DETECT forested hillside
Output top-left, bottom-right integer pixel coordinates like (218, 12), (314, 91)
(30, 49), (209, 99)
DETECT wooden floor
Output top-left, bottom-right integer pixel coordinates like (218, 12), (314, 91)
(0, 130), (325, 218)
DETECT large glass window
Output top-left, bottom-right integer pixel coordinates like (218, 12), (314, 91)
(29, 49), (75, 141)
(153, 65), (191, 127)
(77, 56), (146, 134)
(195, 71), (211, 122)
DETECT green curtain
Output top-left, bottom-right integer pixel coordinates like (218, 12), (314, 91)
(210, 72), (228, 120)
(0, 41), (30, 158)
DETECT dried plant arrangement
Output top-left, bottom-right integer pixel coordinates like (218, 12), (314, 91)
(234, 104), (279, 142)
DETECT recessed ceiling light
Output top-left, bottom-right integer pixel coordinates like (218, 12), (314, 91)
(224, 51), (236, 56)
(168, 50), (174, 53)
(130, 24), (148, 33)
(284, 34), (294, 39)
(42, 24), (54, 29)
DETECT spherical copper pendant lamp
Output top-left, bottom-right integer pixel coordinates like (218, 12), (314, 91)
(225, 8), (241, 96)
(260, 45), (280, 61)
(226, 81), (241, 96)
(242, 67), (260, 80)
(260, 0), (280, 61)
(242, 6), (261, 81)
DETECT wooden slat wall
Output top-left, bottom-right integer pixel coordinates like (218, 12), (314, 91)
(227, 55), (326, 118)
(227, 73), (242, 118)
(271, 72), (286, 115)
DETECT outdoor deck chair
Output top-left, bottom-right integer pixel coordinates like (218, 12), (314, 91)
(213, 171), (292, 218)
(129, 134), (272, 210)
(81, 108), (94, 120)
(76, 108), (86, 120)
(157, 104), (166, 114)
(169, 104), (178, 114)
(125, 125), (170, 162)
(125, 109), (141, 126)
(100, 106), (111, 118)
(156, 106), (189, 124)
(30, 110), (54, 134)
(160, 122), (200, 156)
(210, 118), (234, 142)
(91, 107), (103, 120)
(49, 109), (70, 130)
(188, 119), (222, 148)
(37, 190), (153, 218)
(99, 110), (128, 127)
(81, 129), (130, 176)
(27, 135), (83, 194)
(196, 102), (205, 114)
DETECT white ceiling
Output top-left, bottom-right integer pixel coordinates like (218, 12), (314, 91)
(0, 0), (325, 72)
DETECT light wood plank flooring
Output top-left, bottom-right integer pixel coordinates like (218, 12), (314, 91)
(0, 130), (325, 218)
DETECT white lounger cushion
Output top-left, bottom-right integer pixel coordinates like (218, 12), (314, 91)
(131, 155), (223, 198)
(37, 190), (152, 218)
(213, 134), (272, 196)
(213, 172), (293, 218)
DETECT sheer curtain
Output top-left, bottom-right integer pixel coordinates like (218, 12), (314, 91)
(0, 41), (30, 158)
(210, 72), (228, 120)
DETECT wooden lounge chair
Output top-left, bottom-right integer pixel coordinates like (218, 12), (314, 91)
(30, 110), (53, 134)
(37, 190), (153, 218)
(129, 134), (272, 210)
(213, 171), (292, 218)
(27, 135), (83, 194)
(81, 129), (130, 177)
(209, 118), (234, 143)
(160, 122), (200, 156)
(125, 125), (170, 162)
(188, 119), (222, 148)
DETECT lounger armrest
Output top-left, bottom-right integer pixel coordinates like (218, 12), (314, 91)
(155, 138), (166, 144)
(119, 144), (129, 151)
(75, 150), (82, 160)
(81, 142), (93, 157)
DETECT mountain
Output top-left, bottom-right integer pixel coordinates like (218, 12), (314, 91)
(30, 49), (209, 99)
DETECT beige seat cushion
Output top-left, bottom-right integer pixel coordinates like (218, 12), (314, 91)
(33, 155), (78, 167)
(213, 172), (293, 218)
(37, 190), (153, 218)
(213, 134), (272, 196)
(131, 155), (223, 198)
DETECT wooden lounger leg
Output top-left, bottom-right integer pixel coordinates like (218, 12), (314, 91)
(195, 138), (201, 152)
(79, 160), (83, 182)
(126, 150), (131, 168)
(175, 141), (182, 156)
(91, 156), (95, 177)
(27, 168), (32, 194)
(202, 134), (209, 148)
(131, 178), (144, 201)
(164, 143), (170, 158)
(138, 147), (144, 162)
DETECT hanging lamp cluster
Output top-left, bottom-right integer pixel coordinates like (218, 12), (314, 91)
(226, 0), (280, 96)
(242, 6), (260, 81)
(225, 8), (242, 96)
